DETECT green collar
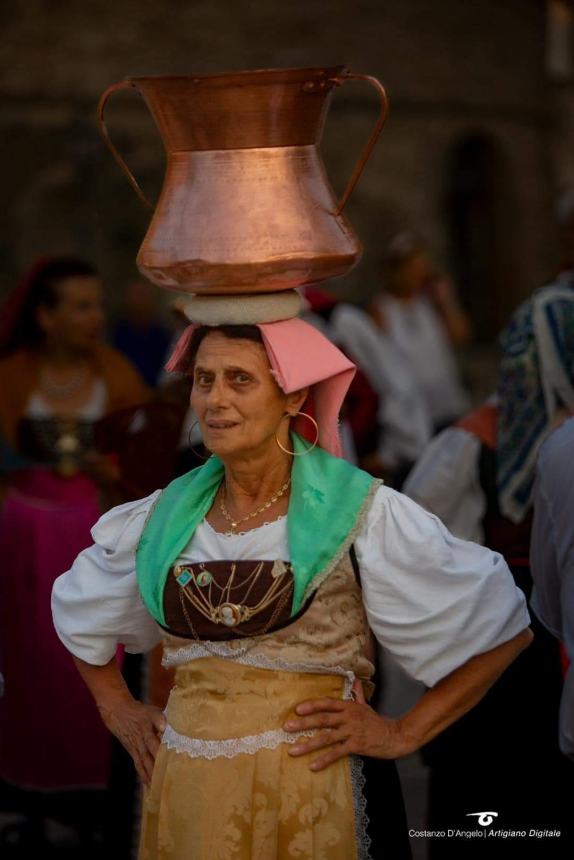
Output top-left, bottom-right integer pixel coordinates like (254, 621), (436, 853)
(136, 433), (378, 624)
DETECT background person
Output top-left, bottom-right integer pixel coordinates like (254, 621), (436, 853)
(302, 285), (432, 486)
(369, 232), (472, 432)
(0, 257), (149, 852)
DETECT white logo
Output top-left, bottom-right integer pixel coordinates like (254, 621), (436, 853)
(466, 811), (499, 827)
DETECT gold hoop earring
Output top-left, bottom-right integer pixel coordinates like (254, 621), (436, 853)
(275, 411), (319, 457)
(187, 419), (210, 461)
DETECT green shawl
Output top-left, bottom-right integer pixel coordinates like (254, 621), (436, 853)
(136, 433), (379, 624)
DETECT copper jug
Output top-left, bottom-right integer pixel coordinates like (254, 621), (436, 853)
(98, 66), (388, 294)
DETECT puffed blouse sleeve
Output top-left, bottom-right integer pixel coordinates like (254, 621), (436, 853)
(51, 490), (163, 666)
(354, 485), (530, 687)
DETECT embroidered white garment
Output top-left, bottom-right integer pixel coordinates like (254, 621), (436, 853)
(52, 485), (529, 685)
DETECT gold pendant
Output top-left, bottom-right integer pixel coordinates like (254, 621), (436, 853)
(56, 456), (79, 478)
(56, 433), (81, 454)
(215, 603), (243, 627)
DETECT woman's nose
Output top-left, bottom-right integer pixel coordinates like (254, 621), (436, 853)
(205, 376), (228, 406)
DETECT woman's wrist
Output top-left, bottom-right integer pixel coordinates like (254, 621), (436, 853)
(390, 715), (423, 757)
(366, 714), (421, 760)
(96, 685), (134, 711)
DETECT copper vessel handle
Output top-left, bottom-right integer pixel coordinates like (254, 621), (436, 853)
(97, 81), (154, 210)
(332, 73), (389, 214)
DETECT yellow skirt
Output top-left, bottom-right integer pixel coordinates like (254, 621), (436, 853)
(138, 656), (366, 860)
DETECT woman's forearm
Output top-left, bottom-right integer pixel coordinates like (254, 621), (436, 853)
(72, 654), (167, 785)
(397, 627), (533, 754)
(72, 654), (133, 711)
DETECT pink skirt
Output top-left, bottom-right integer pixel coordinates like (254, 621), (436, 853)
(0, 469), (113, 790)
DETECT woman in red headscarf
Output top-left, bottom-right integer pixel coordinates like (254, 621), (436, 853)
(0, 258), (149, 846)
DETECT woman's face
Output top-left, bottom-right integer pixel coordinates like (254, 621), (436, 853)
(190, 331), (304, 461)
(37, 276), (105, 351)
(388, 251), (431, 299)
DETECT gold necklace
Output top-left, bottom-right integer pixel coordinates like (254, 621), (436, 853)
(219, 477), (291, 532)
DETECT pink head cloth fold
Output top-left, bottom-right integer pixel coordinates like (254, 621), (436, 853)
(165, 318), (356, 458)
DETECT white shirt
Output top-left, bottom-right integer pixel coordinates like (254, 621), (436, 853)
(329, 304), (432, 466)
(403, 427), (486, 543)
(377, 294), (471, 427)
(26, 378), (108, 420)
(52, 485), (529, 688)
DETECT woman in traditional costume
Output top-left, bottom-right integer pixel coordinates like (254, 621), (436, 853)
(52, 292), (531, 860)
(0, 258), (148, 846)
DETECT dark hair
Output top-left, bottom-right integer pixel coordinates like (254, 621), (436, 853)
(184, 324), (264, 374)
(3, 257), (98, 354)
(382, 231), (424, 273)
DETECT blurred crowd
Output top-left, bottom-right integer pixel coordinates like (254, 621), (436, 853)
(0, 195), (573, 855)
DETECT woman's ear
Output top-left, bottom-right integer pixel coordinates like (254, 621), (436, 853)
(286, 386), (309, 416)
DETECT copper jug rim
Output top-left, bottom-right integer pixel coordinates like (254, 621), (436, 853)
(125, 65), (349, 88)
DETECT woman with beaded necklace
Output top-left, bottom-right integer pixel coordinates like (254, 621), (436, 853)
(53, 292), (532, 860)
(0, 257), (148, 848)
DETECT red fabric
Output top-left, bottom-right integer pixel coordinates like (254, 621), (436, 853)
(456, 402), (498, 450)
(0, 470), (114, 789)
(0, 258), (52, 356)
(560, 643), (570, 679)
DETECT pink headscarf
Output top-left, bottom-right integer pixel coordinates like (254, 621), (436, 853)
(165, 318), (356, 458)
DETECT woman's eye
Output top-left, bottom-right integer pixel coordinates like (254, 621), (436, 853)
(233, 373), (251, 384)
(196, 374), (211, 386)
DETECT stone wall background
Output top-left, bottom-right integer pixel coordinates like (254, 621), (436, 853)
(0, 0), (571, 345)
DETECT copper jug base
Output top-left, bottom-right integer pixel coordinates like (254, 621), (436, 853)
(137, 255), (357, 294)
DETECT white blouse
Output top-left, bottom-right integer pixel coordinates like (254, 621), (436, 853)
(51, 485), (529, 688)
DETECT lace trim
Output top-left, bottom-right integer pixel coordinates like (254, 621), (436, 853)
(300, 478), (383, 607)
(161, 723), (315, 760)
(162, 642), (355, 689)
(161, 670), (354, 761)
(350, 755), (372, 860)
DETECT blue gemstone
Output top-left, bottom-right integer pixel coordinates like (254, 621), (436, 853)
(176, 569), (193, 587)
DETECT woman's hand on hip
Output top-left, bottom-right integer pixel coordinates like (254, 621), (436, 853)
(283, 678), (410, 772)
(98, 695), (167, 786)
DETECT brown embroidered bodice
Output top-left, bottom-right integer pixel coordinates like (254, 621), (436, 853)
(162, 559), (313, 640)
(161, 552), (376, 692)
